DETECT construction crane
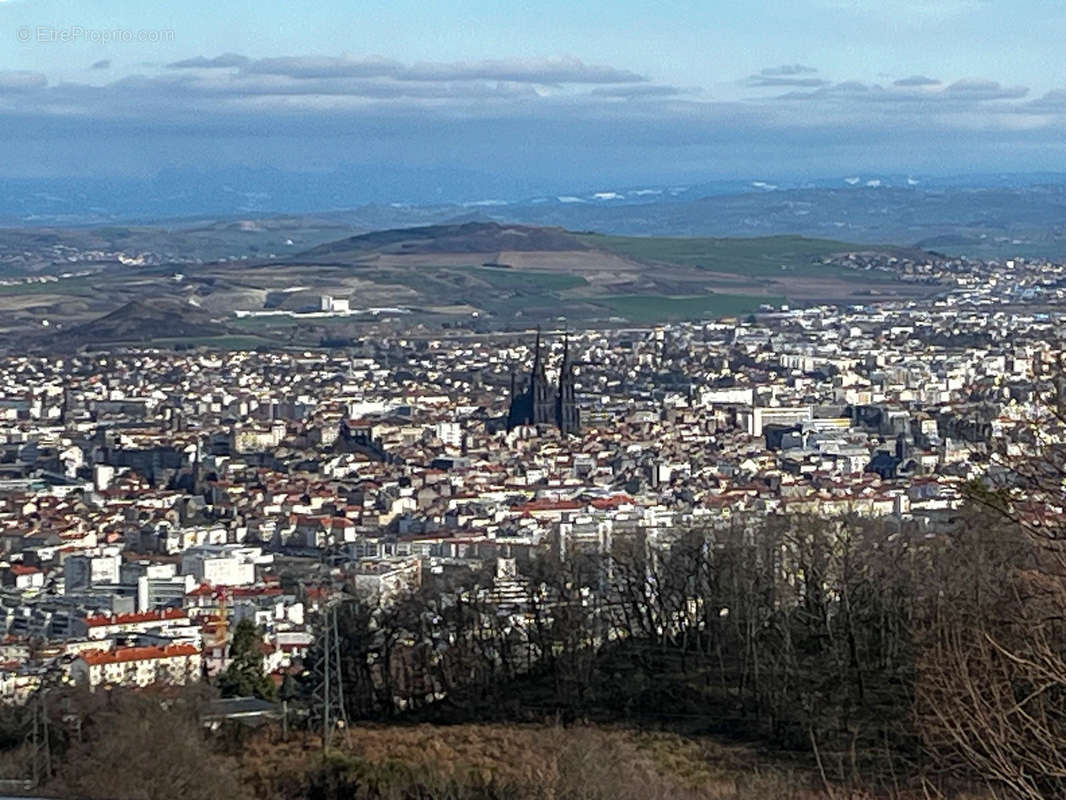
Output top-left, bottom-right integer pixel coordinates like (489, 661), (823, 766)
(213, 586), (229, 655)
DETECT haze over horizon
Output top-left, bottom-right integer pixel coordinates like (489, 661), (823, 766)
(3, 0), (1066, 193)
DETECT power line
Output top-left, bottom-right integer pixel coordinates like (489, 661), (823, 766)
(311, 599), (350, 752)
(23, 687), (52, 789)
(310, 530), (350, 753)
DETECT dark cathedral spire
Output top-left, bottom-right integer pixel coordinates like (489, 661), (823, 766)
(556, 331), (580, 435)
(531, 326), (555, 425)
(506, 328), (579, 435)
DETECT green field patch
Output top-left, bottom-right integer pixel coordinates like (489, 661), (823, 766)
(580, 233), (897, 281)
(595, 293), (784, 323)
(0, 277), (98, 297)
(477, 292), (569, 319)
(457, 266), (588, 291)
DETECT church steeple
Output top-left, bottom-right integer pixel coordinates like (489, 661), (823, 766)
(530, 326), (554, 425)
(506, 328), (580, 435)
(556, 330), (580, 435)
(530, 326), (545, 385)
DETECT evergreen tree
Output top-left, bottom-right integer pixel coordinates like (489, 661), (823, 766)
(218, 618), (276, 701)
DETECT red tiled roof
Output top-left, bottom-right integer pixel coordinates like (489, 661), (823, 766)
(80, 643), (199, 666)
(511, 499), (583, 513)
(83, 608), (188, 628)
(230, 586), (282, 597)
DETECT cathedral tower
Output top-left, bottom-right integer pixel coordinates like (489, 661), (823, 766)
(506, 328), (580, 435)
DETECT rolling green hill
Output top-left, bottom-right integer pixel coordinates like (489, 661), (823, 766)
(579, 233), (904, 281)
(1, 224), (941, 349)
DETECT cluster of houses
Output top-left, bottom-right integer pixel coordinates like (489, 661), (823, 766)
(0, 270), (1060, 698)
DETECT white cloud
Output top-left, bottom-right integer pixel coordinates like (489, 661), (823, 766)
(894, 75), (941, 87)
(0, 52), (1060, 166)
(167, 53), (250, 69)
(945, 78), (1028, 100)
(233, 54), (645, 85)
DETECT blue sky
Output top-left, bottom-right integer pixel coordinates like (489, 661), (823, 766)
(2, 0), (1066, 189)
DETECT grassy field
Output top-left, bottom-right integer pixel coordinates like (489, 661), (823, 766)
(0, 231), (914, 342)
(595, 293), (783, 322)
(0, 277), (100, 297)
(238, 724), (825, 800)
(580, 233), (896, 281)
(459, 266), (588, 291)
(373, 265), (587, 296)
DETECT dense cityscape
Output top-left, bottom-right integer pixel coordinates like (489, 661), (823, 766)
(1, 239), (1066, 800)
(8, 0), (1066, 794)
(0, 244), (1058, 700)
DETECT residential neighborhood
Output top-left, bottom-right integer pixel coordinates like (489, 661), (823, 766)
(0, 249), (1060, 702)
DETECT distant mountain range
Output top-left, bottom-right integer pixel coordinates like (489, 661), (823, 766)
(1, 221), (945, 353)
(2, 168), (1066, 259)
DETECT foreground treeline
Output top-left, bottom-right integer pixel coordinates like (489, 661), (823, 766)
(306, 503), (1066, 800)
(0, 506), (1063, 798)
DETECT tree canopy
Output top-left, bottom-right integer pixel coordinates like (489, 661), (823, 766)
(218, 618), (276, 701)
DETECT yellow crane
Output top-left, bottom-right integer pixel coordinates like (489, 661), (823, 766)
(213, 586), (229, 654)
